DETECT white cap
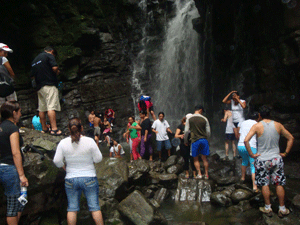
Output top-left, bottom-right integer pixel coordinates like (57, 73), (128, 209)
(0, 43), (13, 53)
(186, 113), (192, 119)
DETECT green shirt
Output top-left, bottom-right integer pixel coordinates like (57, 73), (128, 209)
(129, 122), (138, 139)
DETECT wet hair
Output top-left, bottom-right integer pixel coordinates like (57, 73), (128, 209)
(259, 105), (272, 119)
(129, 116), (135, 121)
(68, 118), (82, 143)
(139, 100), (147, 111)
(139, 110), (147, 116)
(1, 101), (20, 121)
(248, 111), (259, 120)
(181, 117), (186, 124)
(158, 112), (164, 117)
(44, 46), (57, 56)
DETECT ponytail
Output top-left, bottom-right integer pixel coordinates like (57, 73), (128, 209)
(68, 118), (82, 143)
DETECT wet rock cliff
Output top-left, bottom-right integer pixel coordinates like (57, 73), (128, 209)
(193, 0), (300, 154)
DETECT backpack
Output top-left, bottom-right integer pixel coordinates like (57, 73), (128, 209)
(0, 57), (15, 97)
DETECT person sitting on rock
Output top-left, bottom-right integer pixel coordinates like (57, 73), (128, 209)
(109, 140), (125, 158)
(138, 95), (156, 121)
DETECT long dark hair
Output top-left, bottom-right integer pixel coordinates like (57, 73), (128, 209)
(139, 100), (147, 111)
(1, 101), (20, 122)
(68, 118), (82, 143)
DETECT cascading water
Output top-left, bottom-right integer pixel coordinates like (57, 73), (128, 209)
(153, 0), (202, 129)
(130, 0), (154, 116)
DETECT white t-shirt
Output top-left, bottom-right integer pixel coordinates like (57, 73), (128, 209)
(238, 119), (257, 148)
(53, 136), (103, 179)
(152, 119), (170, 141)
(231, 99), (245, 123)
(1, 56), (8, 65)
(110, 144), (125, 156)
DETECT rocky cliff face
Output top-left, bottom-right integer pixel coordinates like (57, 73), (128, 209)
(193, 0), (300, 154)
(1, 0), (299, 153)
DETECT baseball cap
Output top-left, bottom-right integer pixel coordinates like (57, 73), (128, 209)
(195, 104), (205, 112)
(0, 43), (13, 53)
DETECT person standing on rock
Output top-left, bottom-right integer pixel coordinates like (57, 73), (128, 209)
(31, 46), (61, 135)
(222, 90), (246, 139)
(139, 111), (153, 161)
(0, 43), (18, 106)
(152, 112), (173, 161)
(237, 111), (261, 192)
(175, 115), (196, 178)
(53, 118), (104, 225)
(244, 105), (294, 217)
(221, 107), (236, 160)
(93, 111), (102, 147)
(184, 105), (211, 180)
(0, 101), (29, 225)
(88, 110), (96, 127)
(123, 116), (142, 161)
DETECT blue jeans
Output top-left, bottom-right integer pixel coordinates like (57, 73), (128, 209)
(0, 164), (21, 196)
(0, 164), (25, 216)
(65, 177), (100, 212)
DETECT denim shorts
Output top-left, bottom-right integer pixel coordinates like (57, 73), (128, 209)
(156, 139), (172, 151)
(0, 164), (25, 216)
(65, 177), (101, 212)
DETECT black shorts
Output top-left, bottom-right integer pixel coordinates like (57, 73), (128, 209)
(233, 122), (239, 128)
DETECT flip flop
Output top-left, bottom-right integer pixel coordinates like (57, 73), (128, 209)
(50, 130), (62, 136)
(41, 129), (49, 134)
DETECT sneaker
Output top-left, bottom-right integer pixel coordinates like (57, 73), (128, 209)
(278, 208), (290, 218)
(195, 174), (203, 179)
(259, 207), (273, 217)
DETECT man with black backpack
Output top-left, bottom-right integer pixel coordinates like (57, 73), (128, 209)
(0, 43), (17, 106)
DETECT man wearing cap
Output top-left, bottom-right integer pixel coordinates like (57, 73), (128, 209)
(31, 46), (61, 135)
(0, 43), (17, 106)
(184, 105), (211, 179)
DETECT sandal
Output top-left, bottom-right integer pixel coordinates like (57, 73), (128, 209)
(195, 174), (203, 179)
(41, 129), (49, 134)
(253, 189), (261, 193)
(185, 174), (190, 179)
(50, 130), (62, 136)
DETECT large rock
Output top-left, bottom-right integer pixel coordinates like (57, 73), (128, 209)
(153, 188), (169, 204)
(164, 155), (178, 168)
(175, 175), (212, 202)
(118, 190), (167, 225)
(231, 189), (253, 203)
(211, 192), (232, 207)
(95, 157), (129, 199)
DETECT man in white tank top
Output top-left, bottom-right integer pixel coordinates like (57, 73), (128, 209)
(222, 90), (246, 139)
(244, 105), (294, 218)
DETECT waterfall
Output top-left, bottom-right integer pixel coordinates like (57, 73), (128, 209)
(153, 0), (202, 129)
(130, 0), (153, 117)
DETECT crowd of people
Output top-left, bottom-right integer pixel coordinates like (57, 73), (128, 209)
(0, 42), (295, 224)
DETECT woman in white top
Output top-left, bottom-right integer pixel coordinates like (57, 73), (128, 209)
(222, 90), (246, 139)
(53, 118), (104, 225)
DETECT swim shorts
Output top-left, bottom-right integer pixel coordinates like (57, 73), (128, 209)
(191, 138), (209, 157)
(255, 157), (286, 186)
